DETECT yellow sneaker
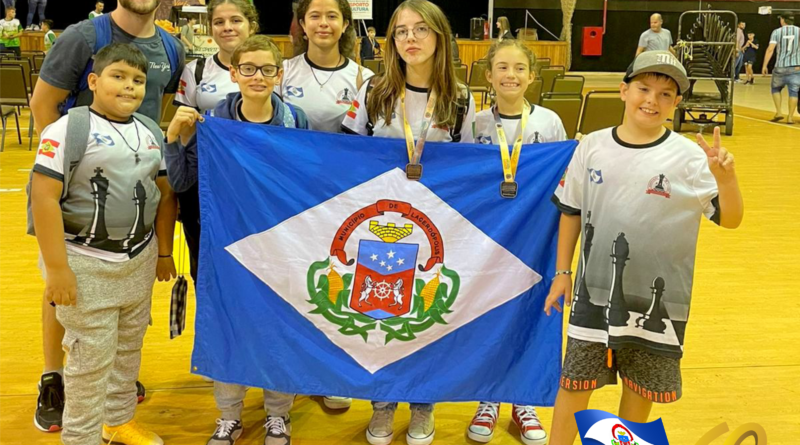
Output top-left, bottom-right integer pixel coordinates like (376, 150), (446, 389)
(102, 420), (163, 445)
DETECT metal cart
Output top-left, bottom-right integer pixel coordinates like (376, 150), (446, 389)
(673, 10), (738, 135)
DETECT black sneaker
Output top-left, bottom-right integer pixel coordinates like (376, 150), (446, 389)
(264, 415), (291, 445)
(208, 418), (243, 445)
(136, 381), (146, 403)
(34, 372), (64, 432)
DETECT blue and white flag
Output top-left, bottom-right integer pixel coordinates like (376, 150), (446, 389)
(575, 410), (671, 445)
(191, 117), (577, 405)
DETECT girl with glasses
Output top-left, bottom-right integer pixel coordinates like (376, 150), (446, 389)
(341, 1), (475, 443)
(280, 0), (374, 134)
(165, 35), (309, 445)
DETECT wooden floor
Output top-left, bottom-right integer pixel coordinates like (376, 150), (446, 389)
(1, 77), (799, 444)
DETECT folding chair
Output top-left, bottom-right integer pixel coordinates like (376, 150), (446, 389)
(541, 92), (583, 139)
(33, 54), (45, 72)
(468, 60), (491, 107)
(578, 90), (625, 136)
(2, 58), (34, 94)
(539, 66), (565, 95)
(362, 59), (381, 75)
(552, 75), (585, 95)
(1, 105), (21, 152)
(454, 65), (467, 84)
(524, 78), (543, 106)
(0, 64), (34, 150)
(532, 58), (551, 76)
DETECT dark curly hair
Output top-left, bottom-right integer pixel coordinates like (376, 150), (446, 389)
(294, 0), (356, 59)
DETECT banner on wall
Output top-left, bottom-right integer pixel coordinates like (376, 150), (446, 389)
(349, 0), (373, 20)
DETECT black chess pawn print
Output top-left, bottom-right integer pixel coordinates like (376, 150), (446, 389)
(571, 212), (607, 329)
(637, 277), (668, 334)
(606, 232), (631, 327)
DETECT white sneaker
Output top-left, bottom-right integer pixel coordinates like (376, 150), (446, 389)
(366, 408), (395, 445)
(323, 396), (352, 410)
(407, 407), (434, 445)
(511, 405), (547, 445)
(467, 402), (500, 443)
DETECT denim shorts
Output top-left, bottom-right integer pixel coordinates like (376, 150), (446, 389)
(771, 66), (800, 97)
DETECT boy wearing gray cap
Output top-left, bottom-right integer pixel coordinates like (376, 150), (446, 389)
(543, 51), (744, 444)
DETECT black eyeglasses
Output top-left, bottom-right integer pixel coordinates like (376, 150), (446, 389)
(393, 25), (431, 42)
(235, 64), (280, 77)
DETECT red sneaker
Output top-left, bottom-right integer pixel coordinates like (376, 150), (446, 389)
(467, 402), (500, 443)
(512, 405), (547, 445)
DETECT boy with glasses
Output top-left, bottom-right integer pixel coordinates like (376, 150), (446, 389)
(164, 35), (307, 445)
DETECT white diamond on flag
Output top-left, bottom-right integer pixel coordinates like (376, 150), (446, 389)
(226, 168), (541, 373)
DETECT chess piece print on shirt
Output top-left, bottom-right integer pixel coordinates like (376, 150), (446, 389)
(570, 211), (607, 329)
(635, 277), (668, 334)
(605, 232), (631, 327)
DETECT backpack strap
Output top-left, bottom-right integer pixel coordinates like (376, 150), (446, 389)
(282, 102), (297, 128)
(449, 82), (471, 143)
(364, 77), (375, 136)
(194, 56), (207, 87)
(26, 107), (93, 236)
(156, 26), (181, 80)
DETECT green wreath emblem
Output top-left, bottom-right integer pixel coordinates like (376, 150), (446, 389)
(306, 258), (460, 344)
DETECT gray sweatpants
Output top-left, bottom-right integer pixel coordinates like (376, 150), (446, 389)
(54, 241), (157, 445)
(214, 381), (295, 419)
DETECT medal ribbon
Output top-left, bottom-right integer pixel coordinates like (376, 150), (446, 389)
(493, 101), (531, 182)
(400, 89), (438, 165)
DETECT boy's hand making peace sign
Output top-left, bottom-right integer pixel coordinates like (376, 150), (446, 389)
(697, 127), (736, 183)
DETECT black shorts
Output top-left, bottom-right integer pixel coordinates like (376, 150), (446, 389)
(560, 337), (682, 403)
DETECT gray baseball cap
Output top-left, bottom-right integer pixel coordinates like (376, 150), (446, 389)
(623, 50), (690, 95)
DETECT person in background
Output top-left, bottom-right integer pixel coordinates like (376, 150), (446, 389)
(496, 16), (512, 41)
(360, 25), (380, 61)
(635, 13), (675, 57)
(42, 18), (55, 53)
(26, 0), (47, 30)
(0, 5), (22, 57)
(743, 31), (758, 85)
(762, 15), (800, 124)
(89, 1), (104, 19)
(735, 21), (745, 82)
(180, 16), (197, 53)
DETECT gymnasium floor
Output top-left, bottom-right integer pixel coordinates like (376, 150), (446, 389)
(1, 74), (798, 444)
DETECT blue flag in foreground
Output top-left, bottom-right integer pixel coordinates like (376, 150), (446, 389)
(576, 410), (670, 445)
(192, 117), (577, 405)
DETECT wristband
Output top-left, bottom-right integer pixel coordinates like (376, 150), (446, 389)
(158, 254), (172, 258)
(554, 269), (573, 277)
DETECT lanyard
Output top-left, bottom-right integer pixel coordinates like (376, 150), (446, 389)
(493, 101), (530, 181)
(400, 89), (437, 179)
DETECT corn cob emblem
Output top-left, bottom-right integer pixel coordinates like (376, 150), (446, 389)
(420, 271), (441, 312)
(328, 264), (343, 304)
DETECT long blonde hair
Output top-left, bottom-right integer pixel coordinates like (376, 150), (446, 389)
(367, 0), (462, 128)
(497, 16), (511, 39)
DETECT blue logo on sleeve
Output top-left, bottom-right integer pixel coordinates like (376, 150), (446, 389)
(285, 86), (305, 98)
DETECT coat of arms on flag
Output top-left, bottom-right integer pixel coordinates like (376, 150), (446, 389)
(307, 200), (460, 343)
(192, 117), (577, 404)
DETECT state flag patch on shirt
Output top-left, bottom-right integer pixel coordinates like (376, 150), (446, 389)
(38, 139), (60, 158)
(346, 100), (360, 119)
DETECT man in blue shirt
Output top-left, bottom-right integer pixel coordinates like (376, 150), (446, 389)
(762, 15), (800, 123)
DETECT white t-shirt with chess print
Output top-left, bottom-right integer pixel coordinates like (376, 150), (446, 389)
(280, 53), (373, 133)
(474, 104), (567, 145)
(175, 54), (239, 112)
(552, 127), (719, 359)
(33, 110), (167, 262)
(341, 82), (476, 143)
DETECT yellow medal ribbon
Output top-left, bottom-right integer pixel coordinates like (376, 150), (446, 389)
(494, 101), (531, 183)
(400, 88), (438, 165)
